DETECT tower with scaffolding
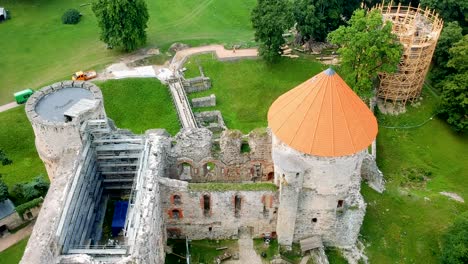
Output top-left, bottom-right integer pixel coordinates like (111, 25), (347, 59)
(373, 2), (443, 105)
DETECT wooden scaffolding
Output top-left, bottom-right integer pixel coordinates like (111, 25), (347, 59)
(373, 2), (443, 105)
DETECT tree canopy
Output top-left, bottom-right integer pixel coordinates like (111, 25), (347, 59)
(438, 35), (468, 133)
(251, 0), (293, 62)
(293, 0), (353, 42)
(93, 0), (149, 52)
(327, 9), (402, 97)
(421, 0), (467, 32)
(0, 176), (8, 203)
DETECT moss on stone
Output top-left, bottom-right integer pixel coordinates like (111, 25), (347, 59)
(188, 182), (277, 192)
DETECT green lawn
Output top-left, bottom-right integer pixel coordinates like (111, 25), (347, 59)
(166, 239), (238, 263)
(361, 89), (468, 263)
(184, 54), (325, 133)
(0, 107), (47, 188)
(0, 0), (255, 105)
(0, 237), (29, 264)
(97, 78), (180, 135)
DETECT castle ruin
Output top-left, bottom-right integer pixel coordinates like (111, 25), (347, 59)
(21, 68), (382, 263)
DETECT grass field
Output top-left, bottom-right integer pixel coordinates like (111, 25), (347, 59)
(97, 78), (180, 135)
(0, 106), (47, 188)
(0, 78), (179, 189)
(0, 237), (29, 264)
(184, 54), (325, 133)
(361, 89), (468, 263)
(0, 0), (255, 105)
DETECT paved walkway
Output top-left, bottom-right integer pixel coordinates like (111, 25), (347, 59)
(0, 101), (20, 113)
(171, 44), (258, 70)
(0, 223), (33, 252)
(167, 79), (198, 129)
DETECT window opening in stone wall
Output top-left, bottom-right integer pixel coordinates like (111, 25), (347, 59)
(203, 194), (210, 217)
(178, 162), (192, 179)
(263, 205), (269, 218)
(26, 211), (33, 219)
(267, 172), (274, 181)
(173, 195), (182, 205)
(337, 200), (344, 208)
(235, 195), (242, 218)
(203, 162), (216, 176)
(209, 227), (212, 232)
(312, 218), (317, 223)
(172, 209), (180, 219)
(241, 140), (251, 153)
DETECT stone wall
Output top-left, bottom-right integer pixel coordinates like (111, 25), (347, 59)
(160, 178), (278, 240)
(21, 148), (83, 264)
(0, 205), (41, 232)
(191, 94), (216, 108)
(128, 131), (168, 264)
(167, 128), (274, 183)
(194, 111), (226, 132)
(272, 134), (366, 248)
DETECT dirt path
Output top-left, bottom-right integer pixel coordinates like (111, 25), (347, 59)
(0, 45), (258, 112)
(0, 223), (33, 252)
(0, 101), (20, 113)
(224, 238), (262, 264)
(171, 44), (258, 70)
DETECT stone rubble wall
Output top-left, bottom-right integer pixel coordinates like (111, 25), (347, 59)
(25, 81), (106, 181)
(194, 110), (226, 132)
(272, 134), (366, 248)
(167, 128), (274, 182)
(361, 154), (385, 193)
(21, 148), (85, 264)
(128, 132), (168, 264)
(160, 178), (278, 240)
(191, 94), (216, 108)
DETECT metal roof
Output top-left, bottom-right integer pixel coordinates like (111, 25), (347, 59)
(0, 199), (16, 220)
(34, 87), (93, 122)
(268, 68), (378, 157)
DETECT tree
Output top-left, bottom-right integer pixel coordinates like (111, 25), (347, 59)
(293, 0), (321, 42)
(0, 175), (8, 203)
(421, 0), (467, 32)
(438, 35), (468, 133)
(434, 22), (463, 68)
(440, 211), (468, 263)
(251, 0), (293, 62)
(327, 9), (402, 97)
(294, 0), (347, 42)
(93, 0), (149, 52)
(0, 149), (12, 166)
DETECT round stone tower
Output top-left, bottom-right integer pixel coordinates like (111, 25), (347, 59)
(268, 68), (378, 249)
(25, 81), (106, 181)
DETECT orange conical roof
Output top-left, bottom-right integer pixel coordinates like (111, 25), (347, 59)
(268, 68), (378, 157)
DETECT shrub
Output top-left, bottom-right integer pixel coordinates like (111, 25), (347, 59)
(441, 211), (468, 264)
(15, 197), (43, 220)
(62, 9), (81, 25)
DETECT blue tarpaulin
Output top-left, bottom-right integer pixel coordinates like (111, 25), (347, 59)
(111, 201), (129, 237)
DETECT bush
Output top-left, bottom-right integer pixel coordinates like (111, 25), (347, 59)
(441, 211), (468, 264)
(8, 175), (49, 205)
(62, 9), (81, 25)
(15, 197), (43, 220)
